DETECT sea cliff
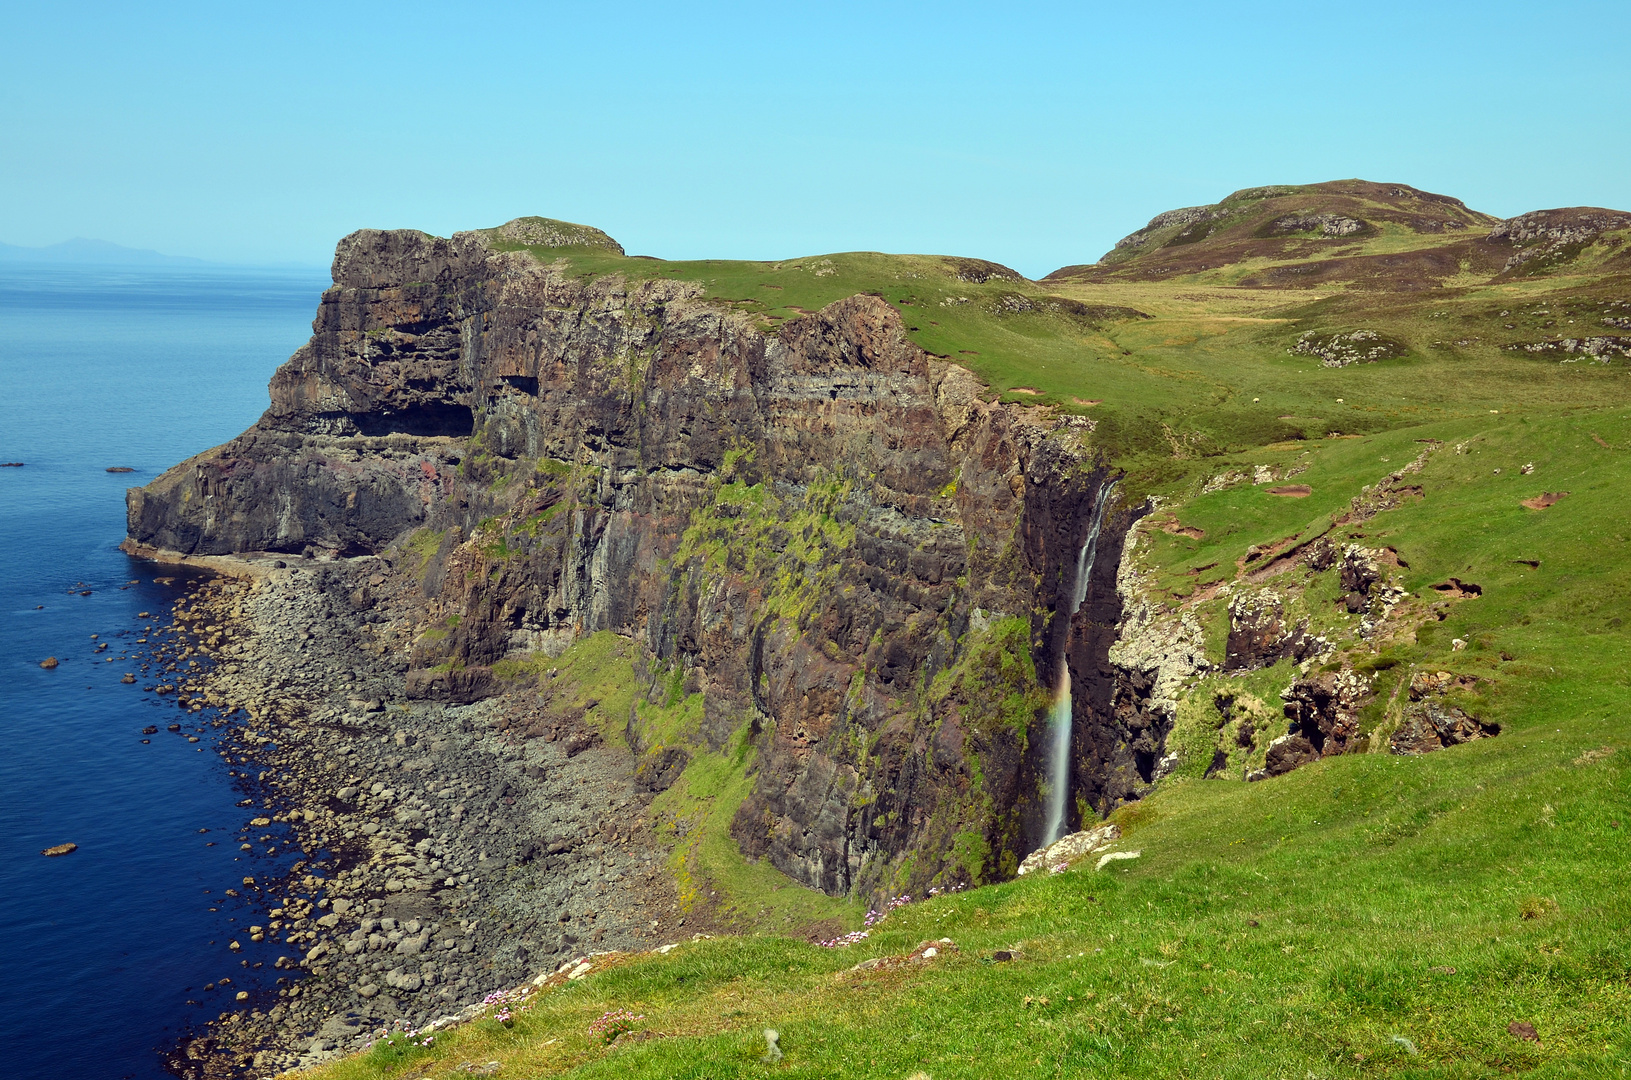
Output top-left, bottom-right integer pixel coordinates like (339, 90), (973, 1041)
(128, 223), (1173, 911)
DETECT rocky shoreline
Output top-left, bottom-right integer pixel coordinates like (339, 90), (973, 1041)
(139, 549), (710, 1079)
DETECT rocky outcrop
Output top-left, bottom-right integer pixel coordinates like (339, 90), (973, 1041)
(1015, 822), (1119, 875)
(1263, 213), (1368, 237)
(1224, 589), (1320, 670)
(1391, 701), (1498, 754)
(1288, 329), (1408, 368)
(1279, 670), (1370, 754)
(1259, 734), (1320, 778)
(1489, 208), (1631, 273)
(1391, 671), (1499, 754)
(127, 222), (1136, 902)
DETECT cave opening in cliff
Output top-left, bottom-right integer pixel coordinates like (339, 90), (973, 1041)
(351, 403), (475, 438)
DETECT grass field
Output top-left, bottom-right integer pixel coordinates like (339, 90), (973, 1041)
(297, 204), (1631, 1078)
(306, 695), (1630, 1077)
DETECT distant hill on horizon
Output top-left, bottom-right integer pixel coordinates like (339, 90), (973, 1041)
(0, 237), (214, 266)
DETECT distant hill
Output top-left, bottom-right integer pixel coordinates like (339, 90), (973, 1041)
(1045, 179), (1631, 290)
(0, 237), (208, 266)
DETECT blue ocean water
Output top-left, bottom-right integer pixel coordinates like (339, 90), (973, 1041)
(0, 264), (329, 1079)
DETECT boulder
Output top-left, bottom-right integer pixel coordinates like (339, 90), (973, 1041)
(1251, 734), (1320, 780)
(1017, 823), (1121, 875)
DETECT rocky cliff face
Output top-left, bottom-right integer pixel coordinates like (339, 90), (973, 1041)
(128, 224), (1170, 901)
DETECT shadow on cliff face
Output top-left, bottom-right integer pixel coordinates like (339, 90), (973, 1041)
(351, 402), (474, 438)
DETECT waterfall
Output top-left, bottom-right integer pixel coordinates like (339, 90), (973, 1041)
(1042, 480), (1117, 846)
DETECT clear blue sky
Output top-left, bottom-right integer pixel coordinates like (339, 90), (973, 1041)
(4, 1), (1627, 277)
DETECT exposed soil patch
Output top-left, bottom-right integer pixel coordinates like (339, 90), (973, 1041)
(1267, 484), (1311, 497)
(1521, 491), (1570, 509)
(1157, 516), (1204, 539)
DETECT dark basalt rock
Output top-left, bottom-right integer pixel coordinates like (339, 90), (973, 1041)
(1392, 700), (1499, 755)
(1280, 670), (1367, 756)
(633, 745), (690, 792)
(1261, 735), (1320, 778)
(1224, 591), (1319, 671)
(403, 666), (496, 704)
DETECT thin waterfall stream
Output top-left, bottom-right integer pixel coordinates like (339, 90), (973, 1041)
(1042, 480), (1116, 846)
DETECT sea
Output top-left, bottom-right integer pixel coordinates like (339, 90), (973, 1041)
(0, 263), (330, 1079)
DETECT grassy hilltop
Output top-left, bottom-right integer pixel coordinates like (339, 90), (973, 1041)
(307, 185), (1631, 1078)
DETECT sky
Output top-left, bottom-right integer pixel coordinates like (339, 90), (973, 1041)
(3, 0), (1628, 278)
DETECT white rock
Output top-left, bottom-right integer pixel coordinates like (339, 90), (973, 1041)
(567, 961), (593, 980)
(1095, 850), (1142, 871)
(1016, 822), (1121, 876)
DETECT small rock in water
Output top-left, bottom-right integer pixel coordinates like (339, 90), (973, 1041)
(40, 657), (59, 669)
(106, 466), (136, 473)
(41, 843), (78, 857)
